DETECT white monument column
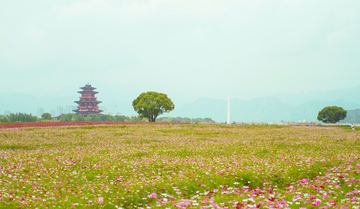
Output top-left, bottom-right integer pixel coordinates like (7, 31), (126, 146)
(227, 96), (230, 124)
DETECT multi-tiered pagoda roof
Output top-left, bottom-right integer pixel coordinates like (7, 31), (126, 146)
(73, 84), (103, 117)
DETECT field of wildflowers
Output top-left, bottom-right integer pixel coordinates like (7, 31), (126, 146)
(0, 123), (359, 208)
(0, 121), (149, 129)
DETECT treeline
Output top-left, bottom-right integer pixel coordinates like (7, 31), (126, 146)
(0, 113), (37, 122)
(59, 114), (215, 123)
(341, 109), (360, 123)
(58, 113), (143, 122)
(0, 112), (215, 123)
(157, 117), (215, 123)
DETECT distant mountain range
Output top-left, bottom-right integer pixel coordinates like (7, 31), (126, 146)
(273, 85), (360, 105)
(1, 84), (360, 122)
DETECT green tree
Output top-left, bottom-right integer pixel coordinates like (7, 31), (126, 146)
(182, 117), (191, 123)
(115, 115), (130, 122)
(85, 114), (101, 121)
(317, 106), (347, 123)
(59, 113), (76, 122)
(130, 115), (143, 122)
(156, 117), (215, 123)
(9, 113), (37, 122)
(0, 116), (10, 122)
(75, 115), (85, 122)
(100, 114), (116, 121)
(85, 116), (92, 121)
(41, 113), (52, 120)
(132, 91), (175, 122)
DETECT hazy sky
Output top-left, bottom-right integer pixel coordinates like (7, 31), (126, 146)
(1, 0), (360, 101)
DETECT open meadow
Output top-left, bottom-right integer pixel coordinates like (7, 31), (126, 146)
(0, 123), (360, 208)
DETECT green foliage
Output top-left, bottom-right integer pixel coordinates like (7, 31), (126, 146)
(0, 115), (10, 122)
(130, 115), (146, 122)
(41, 113), (52, 120)
(85, 114), (101, 121)
(74, 115), (85, 122)
(59, 113), (75, 122)
(0, 144), (33, 150)
(157, 117), (215, 123)
(8, 113), (37, 122)
(115, 115), (130, 122)
(132, 91), (175, 122)
(317, 106), (347, 123)
(338, 126), (360, 131)
(341, 109), (360, 123)
(100, 114), (116, 121)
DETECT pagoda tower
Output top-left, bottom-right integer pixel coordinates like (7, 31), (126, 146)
(73, 84), (103, 117)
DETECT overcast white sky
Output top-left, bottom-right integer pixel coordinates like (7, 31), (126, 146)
(1, 0), (359, 101)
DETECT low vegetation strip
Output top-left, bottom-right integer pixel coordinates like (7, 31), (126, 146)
(0, 124), (359, 208)
(0, 121), (172, 129)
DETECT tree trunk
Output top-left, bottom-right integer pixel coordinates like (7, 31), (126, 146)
(149, 115), (155, 122)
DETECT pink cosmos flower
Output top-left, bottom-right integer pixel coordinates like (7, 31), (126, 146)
(313, 201), (321, 206)
(148, 193), (157, 198)
(98, 197), (104, 204)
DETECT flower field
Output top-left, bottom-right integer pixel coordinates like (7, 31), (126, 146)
(0, 123), (359, 208)
(0, 121), (146, 129)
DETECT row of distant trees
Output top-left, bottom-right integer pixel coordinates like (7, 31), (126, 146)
(0, 108), (356, 123)
(0, 112), (214, 123)
(57, 114), (215, 123)
(58, 113), (138, 122)
(0, 113), (142, 122)
(0, 113), (38, 122)
(157, 117), (214, 123)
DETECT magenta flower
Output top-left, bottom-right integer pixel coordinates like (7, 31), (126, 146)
(148, 193), (157, 198)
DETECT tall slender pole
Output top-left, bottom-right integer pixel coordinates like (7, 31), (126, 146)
(227, 96), (230, 124)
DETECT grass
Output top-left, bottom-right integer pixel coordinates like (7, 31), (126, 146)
(338, 126), (360, 131)
(0, 123), (359, 208)
(0, 144), (33, 150)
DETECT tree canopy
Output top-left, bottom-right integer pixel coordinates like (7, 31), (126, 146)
(115, 115), (129, 122)
(41, 113), (52, 120)
(8, 113), (37, 122)
(58, 114), (116, 122)
(132, 91), (175, 122)
(0, 116), (10, 122)
(75, 115), (85, 122)
(317, 106), (347, 123)
(100, 114), (116, 122)
(59, 113), (75, 122)
(85, 114), (101, 122)
(157, 117), (215, 123)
